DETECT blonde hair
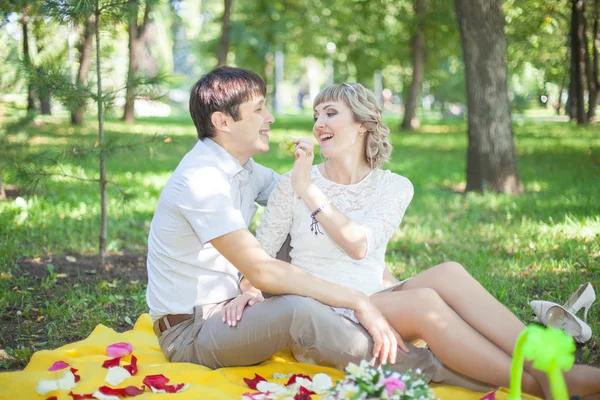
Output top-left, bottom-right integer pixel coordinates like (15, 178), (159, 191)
(313, 83), (392, 169)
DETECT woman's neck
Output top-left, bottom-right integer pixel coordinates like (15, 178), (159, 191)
(323, 157), (372, 185)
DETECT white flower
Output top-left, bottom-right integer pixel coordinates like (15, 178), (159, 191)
(104, 366), (132, 386)
(345, 361), (373, 381)
(256, 381), (291, 397)
(36, 369), (77, 395)
(295, 377), (312, 390)
(311, 373), (333, 394)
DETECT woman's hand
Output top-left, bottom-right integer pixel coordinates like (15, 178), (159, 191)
(221, 291), (265, 327)
(291, 138), (315, 194)
(353, 297), (409, 365)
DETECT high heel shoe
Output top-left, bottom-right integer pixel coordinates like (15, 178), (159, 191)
(530, 300), (592, 343)
(563, 282), (596, 322)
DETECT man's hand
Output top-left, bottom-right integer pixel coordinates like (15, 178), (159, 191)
(221, 292), (265, 327)
(353, 297), (409, 366)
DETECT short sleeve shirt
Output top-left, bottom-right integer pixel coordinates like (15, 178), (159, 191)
(146, 139), (278, 320)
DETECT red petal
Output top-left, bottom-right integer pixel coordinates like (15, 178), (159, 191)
(68, 392), (95, 399)
(70, 368), (81, 383)
(143, 374), (170, 388)
(48, 361), (70, 371)
(480, 392), (496, 400)
(297, 385), (316, 395)
(286, 374), (312, 386)
(243, 373), (268, 390)
(123, 355), (138, 376)
(294, 393), (312, 400)
(46, 397), (58, 400)
(99, 385), (145, 396)
(124, 385), (145, 396)
(163, 383), (186, 393)
(102, 356), (122, 368)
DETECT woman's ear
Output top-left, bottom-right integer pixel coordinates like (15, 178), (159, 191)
(359, 124), (367, 134)
(211, 111), (230, 132)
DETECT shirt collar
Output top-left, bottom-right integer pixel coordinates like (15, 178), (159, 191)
(202, 138), (254, 179)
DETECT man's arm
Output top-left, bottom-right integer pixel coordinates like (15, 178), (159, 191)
(210, 229), (408, 364)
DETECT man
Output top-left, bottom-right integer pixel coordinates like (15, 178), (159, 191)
(146, 66), (487, 390)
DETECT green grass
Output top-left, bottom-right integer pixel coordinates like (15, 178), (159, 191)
(1, 100), (599, 370)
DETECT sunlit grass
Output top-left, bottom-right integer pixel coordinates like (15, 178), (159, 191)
(1, 103), (599, 369)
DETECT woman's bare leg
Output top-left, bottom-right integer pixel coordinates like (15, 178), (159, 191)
(370, 287), (545, 398)
(398, 261), (600, 397)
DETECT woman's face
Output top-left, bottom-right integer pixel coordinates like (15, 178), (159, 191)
(313, 100), (365, 160)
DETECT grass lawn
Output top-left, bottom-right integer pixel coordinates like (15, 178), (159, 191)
(1, 100), (599, 370)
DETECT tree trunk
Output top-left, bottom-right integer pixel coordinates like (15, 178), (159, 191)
(556, 76), (565, 115)
(401, 0), (426, 131)
(22, 7), (36, 113)
(572, 0), (589, 124)
(72, 15), (96, 125)
(123, 1), (151, 123)
(0, 169), (6, 200)
(454, 0), (524, 194)
(95, 5), (108, 266)
(216, 0), (233, 66)
(33, 22), (52, 115)
(589, 0), (600, 120)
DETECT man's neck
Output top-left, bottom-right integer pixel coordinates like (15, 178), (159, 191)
(210, 137), (250, 166)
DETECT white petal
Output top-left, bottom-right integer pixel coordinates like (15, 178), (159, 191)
(35, 379), (59, 395)
(56, 370), (77, 391)
(104, 366), (131, 386)
(312, 373), (333, 394)
(176, 384), (190, 393)
(295, 377), (312, 390)
(273, 372), (294, 379)
(92, 390), (120, 400)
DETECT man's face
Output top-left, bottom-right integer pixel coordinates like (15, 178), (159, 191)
(228, 96), (274, 159)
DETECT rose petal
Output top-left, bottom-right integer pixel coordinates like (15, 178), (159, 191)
(123, 355), (138, 376)
(46, 397), (58, 400)
(70, 368), (81, 383)
(36, 379), (59, 395)
(311, 373), (333, 394)
(105, 366), (132, 386)
(142, 374), (170, 388)
(102, 357), (121, 369)
(480, 392), (496, 400)
(106, 342), (133, 358)
(98, 385), (145, 396)
(48, 361), (70, 371)
(92, 391), (119, 400)
(294, 392), (312, 400)
(143, 374), (188, 393)
(68, 392), (95, 399)
(286, 374), (312, 386)
(244, 373), (268, 390)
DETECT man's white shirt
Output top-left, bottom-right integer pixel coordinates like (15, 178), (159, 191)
(146, 139), (279, 321)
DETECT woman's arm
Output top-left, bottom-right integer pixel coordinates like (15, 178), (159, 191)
(293, 173), (413, 261)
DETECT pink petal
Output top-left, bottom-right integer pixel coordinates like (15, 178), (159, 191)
(106, 342), (133, 358)
(48, 361), (70, 371)
(68, 392), (95, 399)
(244, 373), (268, 390)
(286, 374), (312, 386)
(102, 356), (121, 368)
(70, 368), (81, 383)
(123, 355), (138, 376)
(480, 392), (496, 400)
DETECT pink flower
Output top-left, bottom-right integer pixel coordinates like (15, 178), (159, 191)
(48, 361), (70, 371)
(381, 377), (406, 396)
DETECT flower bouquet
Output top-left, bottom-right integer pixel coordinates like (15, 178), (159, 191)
(321, 360), (438, 400)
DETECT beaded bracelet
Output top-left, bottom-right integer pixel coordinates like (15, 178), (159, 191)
(310, 200), (332, 235)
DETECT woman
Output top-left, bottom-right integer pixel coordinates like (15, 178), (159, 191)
(235, 83), (600, 398)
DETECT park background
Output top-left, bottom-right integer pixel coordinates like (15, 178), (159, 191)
(0, 0), (599, 372)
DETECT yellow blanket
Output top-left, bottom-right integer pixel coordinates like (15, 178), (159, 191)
(0, 314), (538, 400)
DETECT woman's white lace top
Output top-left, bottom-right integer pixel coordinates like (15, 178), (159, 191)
(256, 165), (414, 295)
